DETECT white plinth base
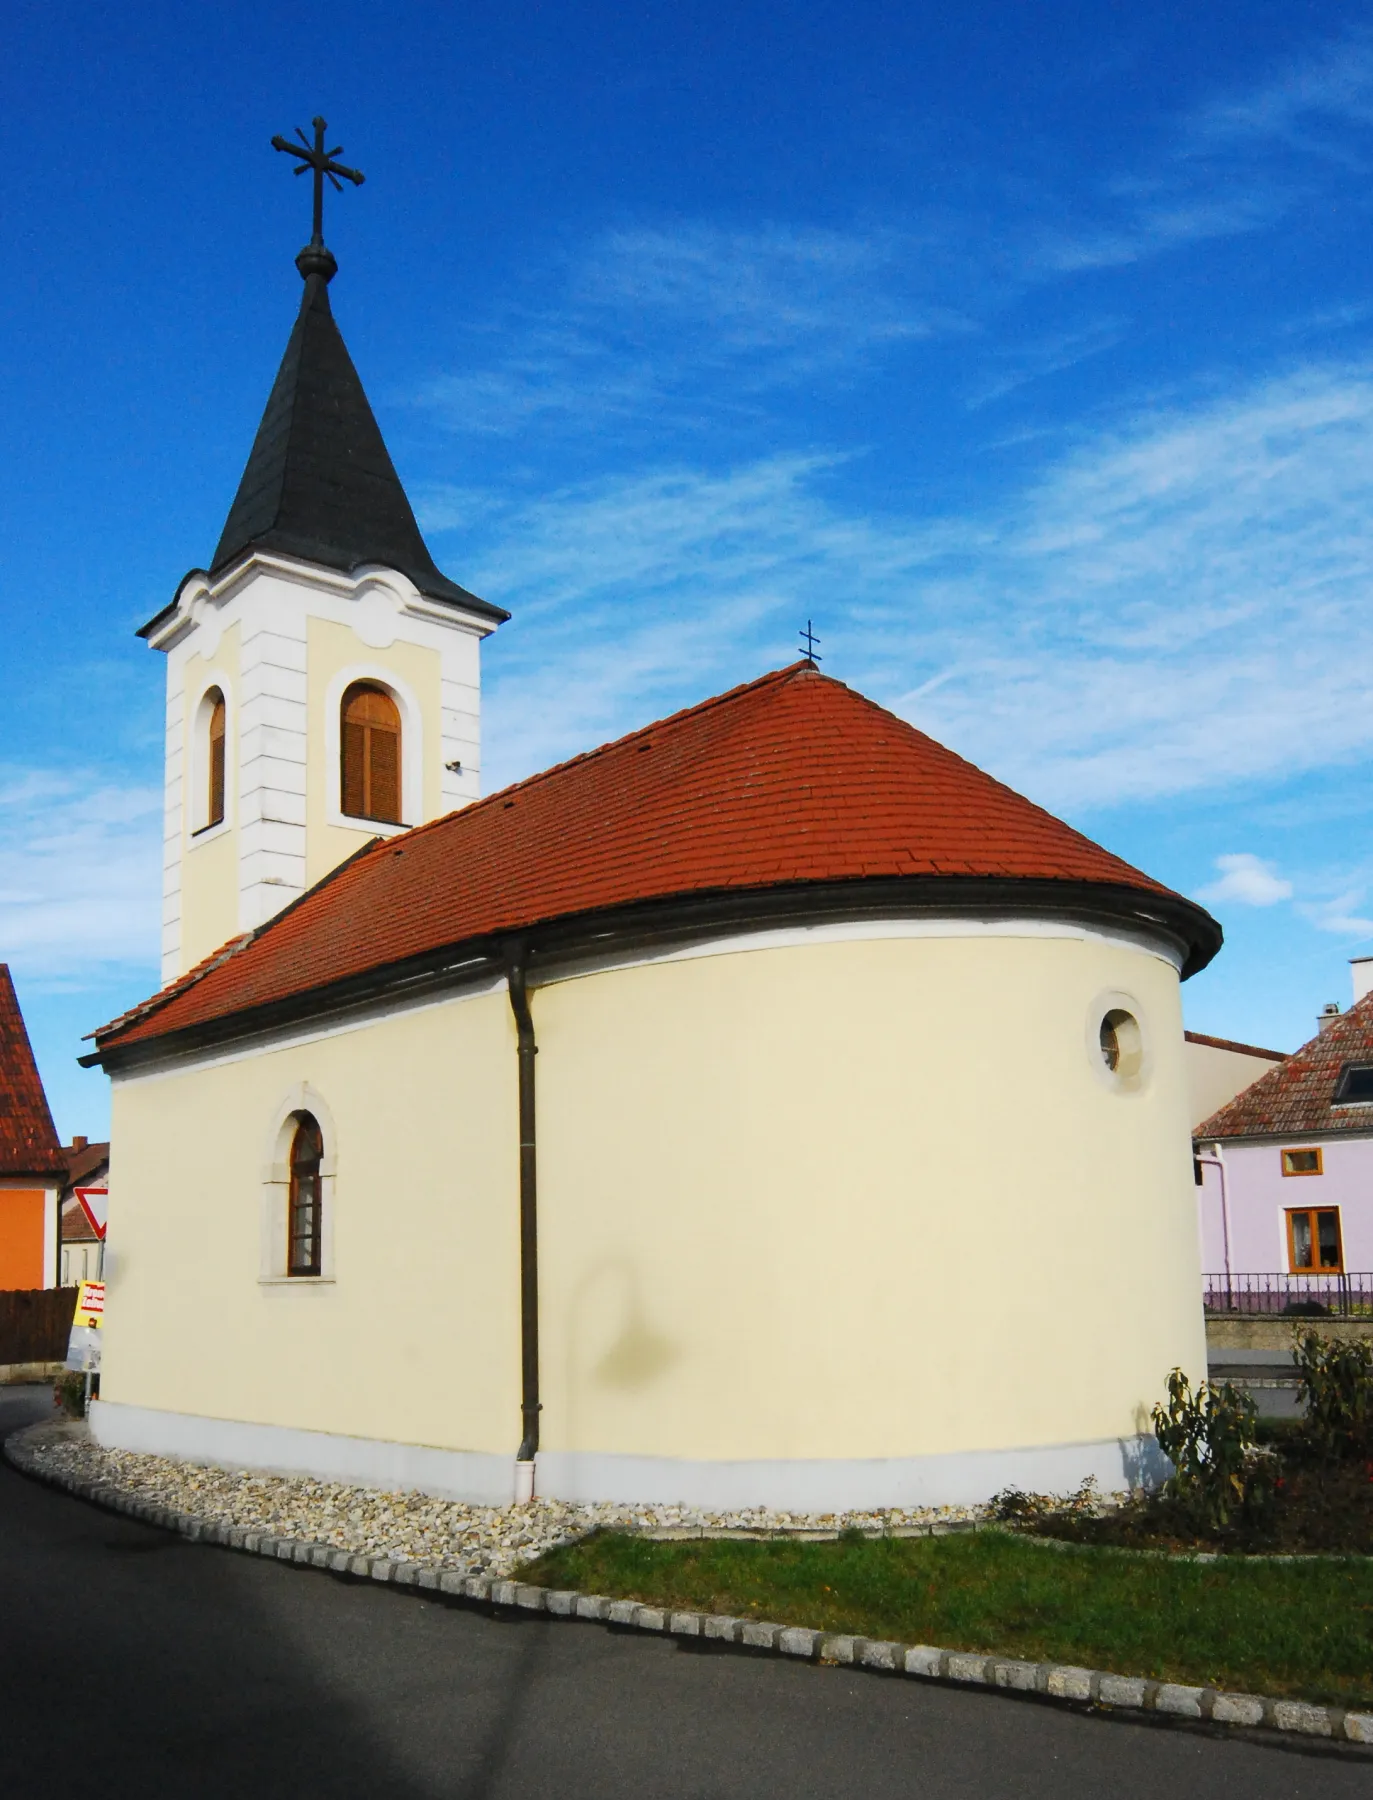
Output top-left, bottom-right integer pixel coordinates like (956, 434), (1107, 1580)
(89, 1399), (1167, 1509)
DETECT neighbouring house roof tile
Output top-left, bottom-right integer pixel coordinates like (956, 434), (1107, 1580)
(62, 1140), (110, 1194)
(1197, 998), (1373, 1139)
(92, 664), (1220, 1058)
(0, 965), (66, 1178)
(60, 1196), (98, 1244)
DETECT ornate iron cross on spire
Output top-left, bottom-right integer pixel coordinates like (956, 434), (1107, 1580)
(799, 619), (822, 665)
(271, 116), (365, 283)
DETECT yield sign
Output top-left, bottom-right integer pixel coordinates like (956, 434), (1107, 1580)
(74, 1185), (108, 1240)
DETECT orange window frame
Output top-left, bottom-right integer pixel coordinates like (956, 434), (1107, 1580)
(1285, 1206), (1343, 1274)
(1280, 1146), (1323, 1176)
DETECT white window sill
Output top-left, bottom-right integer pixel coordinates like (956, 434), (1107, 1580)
(331, 812), (409, 838)
(189, 817), (233, 846)
(258, 1275), (336, 1286)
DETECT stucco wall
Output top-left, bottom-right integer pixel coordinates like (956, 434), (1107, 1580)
(1197, 1138), (1373, 1275)
(104, 982), (520, 1453)
(1184, 1039), (1283, 1131)
(100, 925), (1205, 1493)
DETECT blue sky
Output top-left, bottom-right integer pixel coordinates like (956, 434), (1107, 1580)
(5, 1), (1373, 1135)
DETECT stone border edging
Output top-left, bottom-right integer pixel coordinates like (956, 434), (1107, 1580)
(6, 1422), (1370, 1751)
(1006, 1527), (1373, 1565)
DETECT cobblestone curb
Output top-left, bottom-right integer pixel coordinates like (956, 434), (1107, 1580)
(7, 1423), (1370, 1750)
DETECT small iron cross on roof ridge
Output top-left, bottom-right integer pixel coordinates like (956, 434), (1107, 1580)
(271, 116), (365, 282)
(799, 619), (822, 665)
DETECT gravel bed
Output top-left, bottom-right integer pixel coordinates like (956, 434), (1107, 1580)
(23, 1429), (985, 1578)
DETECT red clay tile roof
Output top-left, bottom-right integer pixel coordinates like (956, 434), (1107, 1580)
(1197, 999), (1373, 1139)
(94, 665), (1217, 1057)
(0, 965), (65, 1177)
(60, 1195), (99, 1243)
(1185, 1030), (1288, 1062)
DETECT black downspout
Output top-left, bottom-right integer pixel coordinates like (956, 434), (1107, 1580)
(504, 939), (540, 1467)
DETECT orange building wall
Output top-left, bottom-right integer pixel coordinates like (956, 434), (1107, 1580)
(0, 1189), (47, 1290)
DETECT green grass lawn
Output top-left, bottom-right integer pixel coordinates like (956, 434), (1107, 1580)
(517, 1529), (1373, 1709)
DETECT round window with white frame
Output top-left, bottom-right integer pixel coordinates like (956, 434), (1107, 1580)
(1088, 994), (1149, 1094)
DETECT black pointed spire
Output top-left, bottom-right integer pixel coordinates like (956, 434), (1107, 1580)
(208, 122), (507, 621)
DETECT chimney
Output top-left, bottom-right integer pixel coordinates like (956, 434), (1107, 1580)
(1352, 957), (1373, 1004)
(70, 1135), (87, 1152)
(1318, 1003), (1341, 1034)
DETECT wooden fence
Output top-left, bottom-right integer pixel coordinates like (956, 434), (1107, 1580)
(0, 1288), (77, 1364)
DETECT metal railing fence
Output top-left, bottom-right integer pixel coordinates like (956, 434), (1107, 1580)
(1203, 1272), (1373, 1318)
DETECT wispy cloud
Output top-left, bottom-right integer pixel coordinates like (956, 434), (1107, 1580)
(458, 358), (1373, 814)
(471, 455), (883, 779)
(1296, 891), (1373, 939)
(1188, 29), (1373, 158)
(965, 318), (1128, 407)
(0, 769), (161, 984)
(1040, 32), (1373, 276)
(895, 361), (1373, 807)
(417, 221), (972, 439)
(579, 223), (955, 356)
(1193, 854), (1373, 943)
(1197, 854), (1294, 907)
(413, 33), (1373, 443)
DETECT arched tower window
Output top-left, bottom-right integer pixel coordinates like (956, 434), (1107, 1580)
(206, 689), (226, 829)
(287, 1113), (324, 1277)
(341, 682), (402, 824)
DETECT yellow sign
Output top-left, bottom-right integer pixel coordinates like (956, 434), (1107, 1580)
(73, 1281), (105, 1330)
(66, 1282), (104, 1374)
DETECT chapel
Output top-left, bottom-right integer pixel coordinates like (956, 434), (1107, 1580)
(85, 160), (1223, 1510)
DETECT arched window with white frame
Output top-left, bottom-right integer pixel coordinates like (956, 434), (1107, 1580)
(287, 1113), (324, 1277)
(260, 1086), (337, 1284)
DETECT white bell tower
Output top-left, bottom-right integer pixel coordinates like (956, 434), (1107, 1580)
(140, 174), (507, 984)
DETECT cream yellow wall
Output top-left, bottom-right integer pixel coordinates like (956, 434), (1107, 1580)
(179, 623), (240, 972)
(104, 987), (521, 1453)
(102, 927), (1205, 1469)
(1185, 1038), (1284, 1130)
(535, 932), (1203, 1462)
(304, 616), (444, 886)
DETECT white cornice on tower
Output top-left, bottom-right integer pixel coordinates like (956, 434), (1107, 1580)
(144, 551), (501, 655)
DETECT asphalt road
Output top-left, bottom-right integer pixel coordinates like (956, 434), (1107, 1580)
(2, 1386), (1367, 1799)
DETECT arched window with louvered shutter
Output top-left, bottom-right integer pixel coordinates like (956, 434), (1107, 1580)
(340, 682), (402, 824)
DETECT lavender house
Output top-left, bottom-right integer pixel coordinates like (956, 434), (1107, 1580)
(1196, 962), (1373, 1309)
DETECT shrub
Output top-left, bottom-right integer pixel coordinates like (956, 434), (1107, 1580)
(52, 1371), (86, 1419)
(1292, 1331), (1373, 1461)
(986, 1477), (1100, 1525)
(1151, 1368), (1270, 1533)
